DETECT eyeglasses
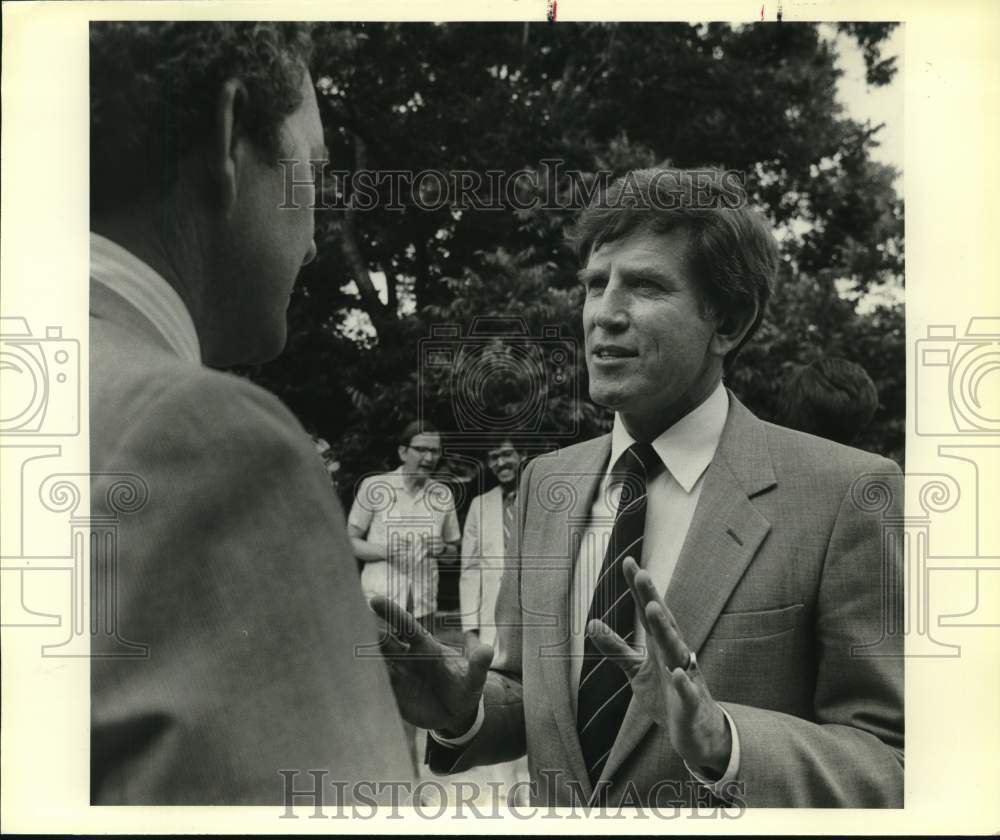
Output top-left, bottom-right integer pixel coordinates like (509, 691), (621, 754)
(407, 445), (441, 457)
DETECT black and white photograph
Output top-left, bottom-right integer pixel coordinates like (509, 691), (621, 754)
(2, 1), (999, 834)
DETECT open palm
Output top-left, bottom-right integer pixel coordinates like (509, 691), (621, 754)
(370, 595), (493, 733)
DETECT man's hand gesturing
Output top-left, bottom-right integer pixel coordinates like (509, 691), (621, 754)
(370, 595), (493, 736)
(586, 557), (732, 778)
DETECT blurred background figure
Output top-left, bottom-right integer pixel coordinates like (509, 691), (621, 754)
(460, 438), (524, 650)
(457, 437), (531, 806)
(776, 357), (879, 446)
(348, 419), (460, 768)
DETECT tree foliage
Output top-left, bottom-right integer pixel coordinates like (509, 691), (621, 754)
(244, 21), (905, 513)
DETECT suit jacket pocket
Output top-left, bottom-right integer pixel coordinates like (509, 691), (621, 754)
(709, 603), (804, 639)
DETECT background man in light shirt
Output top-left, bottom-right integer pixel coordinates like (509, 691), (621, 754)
(88, 22), (413, 803)
(457, 437), (531, 804)
(348, 419), (460, 767)
(349, 419), (461, 632)
(459, 438), (525, 650)
(373, 169), (904, 808)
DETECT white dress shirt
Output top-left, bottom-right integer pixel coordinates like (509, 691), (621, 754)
(90, 232), (201, 365)
(568, 381), (729, 701)
(435, 381), (741, 790)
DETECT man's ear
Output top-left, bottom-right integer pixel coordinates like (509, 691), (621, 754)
(213, 78), (249, 215)
(398, 445), (408, 464)
(709, 302), (758, 358)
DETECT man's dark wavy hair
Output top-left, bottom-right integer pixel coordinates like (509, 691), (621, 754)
(90, 22), (313, 217)
(566, 168), (779, 371)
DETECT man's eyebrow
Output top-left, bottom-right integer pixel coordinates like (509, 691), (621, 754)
(620, 265), (679, 286)
(576, 265), (680, 286)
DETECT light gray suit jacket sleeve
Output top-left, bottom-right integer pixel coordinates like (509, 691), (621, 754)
(90, 371), (415, 803)
(427, 469), (534, 773)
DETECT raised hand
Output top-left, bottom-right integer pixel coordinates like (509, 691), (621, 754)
(586, 556), (732, 777)
(370, 595), (493, 734)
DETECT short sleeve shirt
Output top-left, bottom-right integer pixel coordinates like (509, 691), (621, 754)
(348, 467), (460, 618)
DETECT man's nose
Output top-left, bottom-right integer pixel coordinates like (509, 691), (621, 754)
(592, 279), (630, 330)
(302, 239), (318, 266)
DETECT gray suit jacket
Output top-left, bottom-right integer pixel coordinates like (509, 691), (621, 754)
(428, 395), (904, 807)
(89, 280), (414, 803)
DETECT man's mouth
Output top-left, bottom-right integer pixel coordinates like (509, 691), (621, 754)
(592, 345), (638, 361)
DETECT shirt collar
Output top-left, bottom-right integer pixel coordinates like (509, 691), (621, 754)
(90, 232), (201, 365)
(608, 381), (729, 493)
(392, 465), (433, 497)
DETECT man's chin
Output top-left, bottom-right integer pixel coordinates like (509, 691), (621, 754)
(588, 381), (628, 411)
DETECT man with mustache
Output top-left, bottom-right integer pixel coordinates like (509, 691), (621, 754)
(457, 437), (531, 804)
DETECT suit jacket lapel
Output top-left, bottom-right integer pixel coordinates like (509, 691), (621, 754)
(599, 395), (776, 787)
(533, 435), (610, 794)
(667, 396), (776, 650)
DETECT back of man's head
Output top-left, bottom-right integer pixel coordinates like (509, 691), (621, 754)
(90, 22), (313, 217)
(566, 168), (779, 371)
(777, 357), (879, 445)
(90, 22), (323, 369)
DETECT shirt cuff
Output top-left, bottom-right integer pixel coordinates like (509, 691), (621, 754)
(428, 696), (485, 747)
(684, 706), (741, 794)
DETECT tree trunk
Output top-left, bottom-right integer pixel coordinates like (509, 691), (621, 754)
(336, 132), (395, 338)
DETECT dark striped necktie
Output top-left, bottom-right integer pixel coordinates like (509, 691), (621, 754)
(502, 490), (517, 556)
(577, 441), (660, 785)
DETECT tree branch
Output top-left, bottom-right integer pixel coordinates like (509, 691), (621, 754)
(336, 132), (394, 335)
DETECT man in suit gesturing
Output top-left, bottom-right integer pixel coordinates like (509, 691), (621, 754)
(373, 169), (903, 808)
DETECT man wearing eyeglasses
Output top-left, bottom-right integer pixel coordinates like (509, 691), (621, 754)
(348, 420), (460, 767)
(348, 419), (461, 634)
